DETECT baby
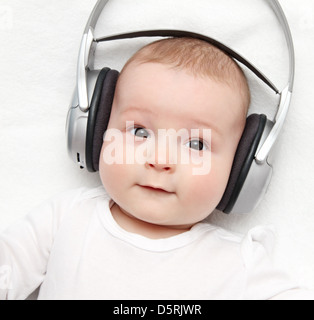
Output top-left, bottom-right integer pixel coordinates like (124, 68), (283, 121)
(100, 37), (250, 239)
(0, 38), (312, 300)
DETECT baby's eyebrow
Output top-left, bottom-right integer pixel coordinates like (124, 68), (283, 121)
(187, 118), (223, 138)
(120, 106), (156, 116)
(120, 105), (222, 137)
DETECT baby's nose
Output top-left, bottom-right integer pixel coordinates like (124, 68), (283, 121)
(145, 137), (177, 173)
(145, 161), (174, 172)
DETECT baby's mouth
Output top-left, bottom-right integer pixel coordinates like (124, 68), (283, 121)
(137, 184), (175, 195)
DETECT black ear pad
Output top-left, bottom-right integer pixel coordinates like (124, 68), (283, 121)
(86, 67), (120, 172)
(217, 114), (267, 214)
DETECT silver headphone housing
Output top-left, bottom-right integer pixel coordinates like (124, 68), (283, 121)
(67, 70), (101, 169)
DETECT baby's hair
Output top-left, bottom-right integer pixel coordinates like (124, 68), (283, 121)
(120, 37), (251, 116)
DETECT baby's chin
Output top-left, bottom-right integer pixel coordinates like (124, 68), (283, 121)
(114, 203), (195, 239)
(118, 199), (204, 229)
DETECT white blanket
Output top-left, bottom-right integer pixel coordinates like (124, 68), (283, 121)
(1, 0), (314, 293)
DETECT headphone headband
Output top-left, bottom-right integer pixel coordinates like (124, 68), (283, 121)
(267, 0), (295, 92)
(96, 29), (279, 93)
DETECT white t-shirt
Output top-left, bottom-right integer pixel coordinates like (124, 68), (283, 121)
(0, 186), (312, 300)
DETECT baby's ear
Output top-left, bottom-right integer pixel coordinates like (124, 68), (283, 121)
(86, 68), (120, 172)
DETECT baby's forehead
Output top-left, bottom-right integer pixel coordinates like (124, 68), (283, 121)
(115, 62), (245, 134)
(117, 37), (250, 117)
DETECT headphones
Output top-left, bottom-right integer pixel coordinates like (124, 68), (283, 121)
(66, 0), (295, 214)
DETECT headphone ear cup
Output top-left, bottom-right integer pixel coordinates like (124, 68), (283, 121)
(217, 114), (267, 214)
(86, 67), (119, 172)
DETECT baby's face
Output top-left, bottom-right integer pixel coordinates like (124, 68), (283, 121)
(100, 62), (245, 229)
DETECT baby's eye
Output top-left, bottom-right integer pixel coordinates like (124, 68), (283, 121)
(130, 127), (150, 139)
(186, 139), (207, 151)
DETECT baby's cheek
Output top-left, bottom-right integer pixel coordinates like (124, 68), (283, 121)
(180, 160), (229, 213)
(186, 175), (217, 205)
(99, 145), (125, 194)
(99, 161), (115, 195)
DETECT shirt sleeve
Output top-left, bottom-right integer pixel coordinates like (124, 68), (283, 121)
(241, 226), (314, 300)
(0, 188), (85, 300)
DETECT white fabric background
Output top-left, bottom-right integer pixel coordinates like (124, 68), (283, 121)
(1, 0), (314, 291)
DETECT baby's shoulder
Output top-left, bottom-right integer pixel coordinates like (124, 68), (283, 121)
(200, 223), (276, 261)
(49, 185), (109, 207)
(208, 224), (275, 249)
(36, 186), (109, 226)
